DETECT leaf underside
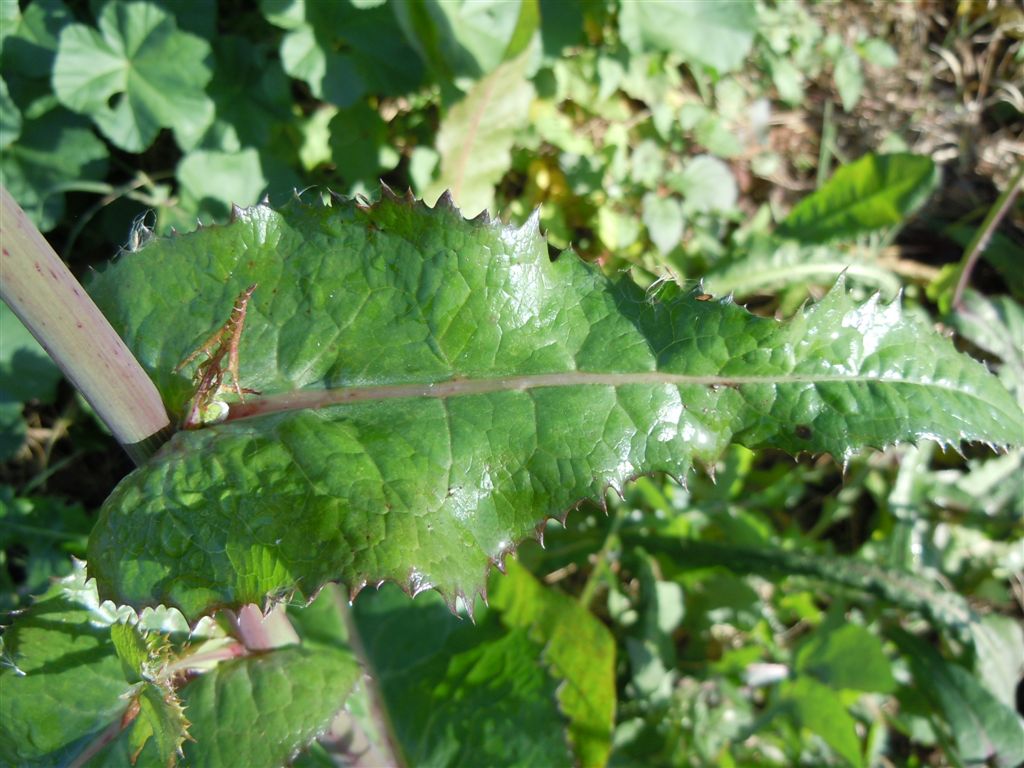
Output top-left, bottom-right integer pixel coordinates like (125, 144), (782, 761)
(86, 191), (1024, 621)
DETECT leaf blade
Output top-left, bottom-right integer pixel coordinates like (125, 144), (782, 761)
(426, 53), (535, 216)
(779, 153), (940, 243)
(86, 195), (1024, 620)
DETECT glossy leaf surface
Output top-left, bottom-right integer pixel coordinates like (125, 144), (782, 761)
(86, 193), (1023, 620)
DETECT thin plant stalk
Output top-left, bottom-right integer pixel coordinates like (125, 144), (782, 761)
(951, 162), (1024, 310)
(0, 185), (171, 465)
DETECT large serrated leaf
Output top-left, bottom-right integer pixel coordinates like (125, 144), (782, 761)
(86, 192), (1023, 621)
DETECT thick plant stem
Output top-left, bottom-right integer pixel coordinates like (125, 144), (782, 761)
(0, 185), (171, 465)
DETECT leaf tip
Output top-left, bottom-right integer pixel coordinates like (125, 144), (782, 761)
(460, 591), (477, 624)
(436, 189), (457, 211)
(379, 180), (400, 202)
(534, 519), (547, 550)
(666, 471), (687, 491)
(347, 578), (367, 603)
(521, 207), (542, 235)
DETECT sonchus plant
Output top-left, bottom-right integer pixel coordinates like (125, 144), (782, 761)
(83, 190), (1024, 619)
(2, 188), (1022, 766)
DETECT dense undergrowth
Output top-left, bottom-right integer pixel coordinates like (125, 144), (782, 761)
(2, 1), (1023, 766)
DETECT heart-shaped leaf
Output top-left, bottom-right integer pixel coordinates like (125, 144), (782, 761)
(52, 0), (212, 152)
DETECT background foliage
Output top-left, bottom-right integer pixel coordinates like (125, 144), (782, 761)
(2, 0), (1023, 766)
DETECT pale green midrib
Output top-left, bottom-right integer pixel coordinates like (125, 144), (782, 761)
(227, 370), (1011, 424)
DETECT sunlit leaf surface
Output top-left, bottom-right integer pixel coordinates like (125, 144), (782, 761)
(86, 192), (1023, 620)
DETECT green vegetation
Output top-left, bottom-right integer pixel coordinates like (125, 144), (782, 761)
(2, 2), (1023, 766)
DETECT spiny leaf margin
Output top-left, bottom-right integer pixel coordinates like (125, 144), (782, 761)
(86, 190), (1024, 621)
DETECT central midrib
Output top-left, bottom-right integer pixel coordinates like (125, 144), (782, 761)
(227, 370), (975, 422)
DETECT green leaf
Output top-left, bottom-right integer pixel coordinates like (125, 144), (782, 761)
(1, 0), (72, 85)
(769, 54), (804, 105)
(947, 292), (1024, 401)
(85, 193), (1023, 621)
(266, 0), (423, 105)
(972, 615), (1024, 711)
(672, 154), (738, 214)
(779, 676), (864, 767)
(597, 205), (641, 250)
(52, 0), (213, 152)
(538, 0), (587, 57)
(393, 0), (537, 81)
(0, 563), (360, 767)
(110, 622), (151, 682)
(779, 153), (940, 243)
(795, 623), (896, 694)
(0, 488), (91, 607)
(176, 147), (268, 221)
(859, 38), (898, 69)
(834, 49), (864, 112)
(329, 102), (401, 191)
(491, 560), (616, 767)
(618, 0), (758, 73)
(630, 139), (665, 187)
(125, 683), (190, 767)
(0, 566), (138, 765)
(0, 404), (26, 464)
(693, 112), (744, 158)
(352, 584), (575, 767)
(173, 644), (359, 768)
(427, 52), (535, 216)
(0, 107), (108, 232)
(184, 35), (293, 153)
(0, 77), (21, 148)
(298, 106), (337, 171)
(641, 193), (683, 255)
(0, 300), (63, 405)
(944, 223), (1024, 301)
(278, 24), (362, 106)
(703, 238), (903, 299)
(625, 536), (984, 645)
(893, 629), (1024, 767)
